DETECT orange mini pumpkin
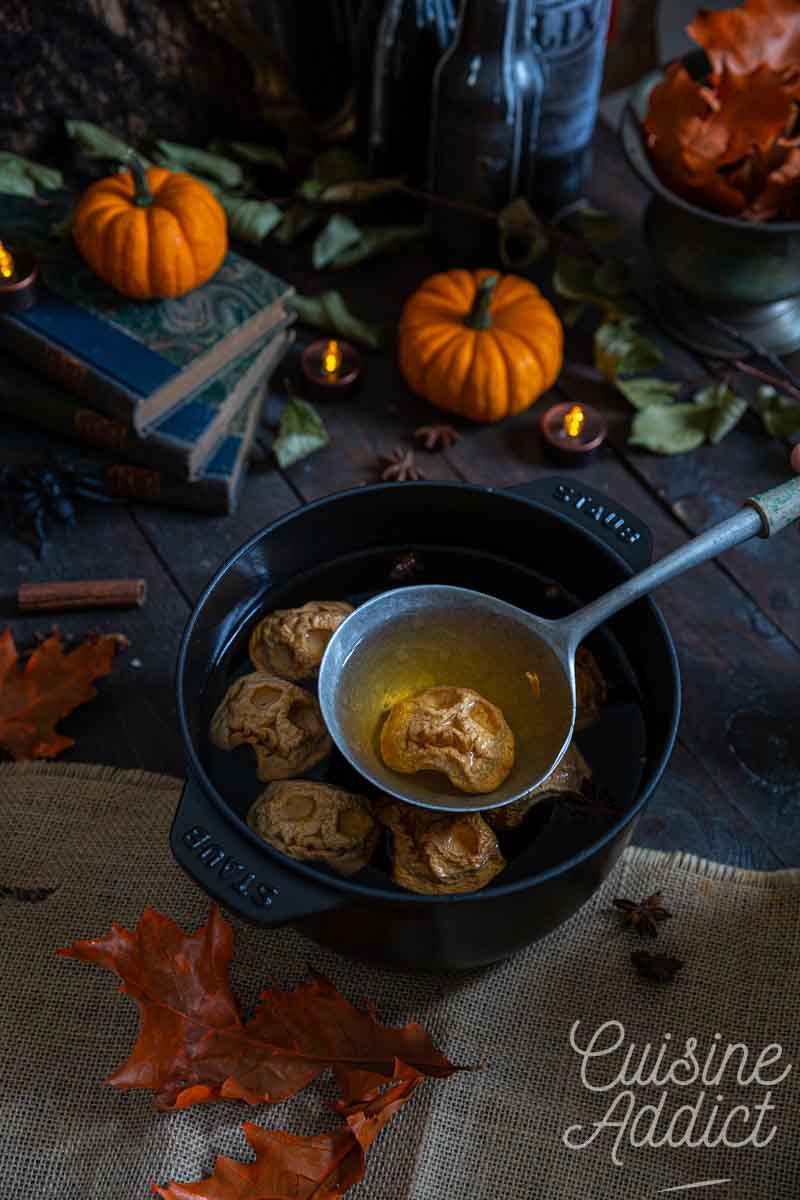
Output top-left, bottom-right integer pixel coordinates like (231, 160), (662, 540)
(398, 268), (563, 422)
(72, 159), (227, 300)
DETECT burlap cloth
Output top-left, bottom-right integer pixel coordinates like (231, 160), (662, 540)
(2, 762), (799, 1199)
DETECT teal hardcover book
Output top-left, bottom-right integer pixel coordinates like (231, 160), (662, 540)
(0, 195), (293, 433)
(0, 321), (293, 481)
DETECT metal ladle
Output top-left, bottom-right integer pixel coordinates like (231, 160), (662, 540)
(318, 478), (800, 814)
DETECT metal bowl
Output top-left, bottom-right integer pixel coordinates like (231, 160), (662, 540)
(621, 52), (800, 357)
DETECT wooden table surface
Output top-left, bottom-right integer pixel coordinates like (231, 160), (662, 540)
(2, 122), (799, 872)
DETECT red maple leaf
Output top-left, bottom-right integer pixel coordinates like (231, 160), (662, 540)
(0, 626), (127, 760)
(152, 1061), (423, 1200)
(57, 905), (458, 1111)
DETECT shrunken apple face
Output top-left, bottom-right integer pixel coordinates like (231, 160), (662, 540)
(210, 672), (331, 780)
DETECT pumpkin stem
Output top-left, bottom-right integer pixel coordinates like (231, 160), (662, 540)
(464, 274), (498, 330)
(127, 155), (153, 207)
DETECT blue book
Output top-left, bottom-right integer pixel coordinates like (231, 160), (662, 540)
(0, 322), (292, 481)
(0, 195), (293, 433)
(0, 329), (293, 515)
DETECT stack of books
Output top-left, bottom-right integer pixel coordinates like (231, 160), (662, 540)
(0, 197), (294, 513)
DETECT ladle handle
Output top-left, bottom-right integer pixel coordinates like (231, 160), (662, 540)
(558, 474), (800, 651)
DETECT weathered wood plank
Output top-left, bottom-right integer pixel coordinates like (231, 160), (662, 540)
(131, 469), (301, 605)
(0, 425), (189, 776)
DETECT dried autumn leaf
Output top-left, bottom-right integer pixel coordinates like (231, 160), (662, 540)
(153, 1061), (423, 1200)
(0, 627), (127, 761)
(57, 905), (458, 1111)
(594, 317), (663, 383)
(688, 0), (800, 78)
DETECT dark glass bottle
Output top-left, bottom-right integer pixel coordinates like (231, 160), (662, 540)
(529, 0), (612, 214)
(428, 0), (546, 265)
(354, 0), (457, 185)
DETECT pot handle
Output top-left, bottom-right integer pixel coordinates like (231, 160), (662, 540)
(170, 776), (345, 925)
(508, 477), (653, 572)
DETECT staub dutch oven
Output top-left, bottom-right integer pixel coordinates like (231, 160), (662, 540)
(172, 479), (680, 971)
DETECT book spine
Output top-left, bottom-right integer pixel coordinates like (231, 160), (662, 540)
(0, 315), (141, 427)
(102, 462), (231, 515)
(0, 386), (194, 479)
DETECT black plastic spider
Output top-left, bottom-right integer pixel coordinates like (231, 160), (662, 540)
(2, 460), (115, 557)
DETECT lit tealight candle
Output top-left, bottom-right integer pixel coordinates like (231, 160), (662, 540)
(0, 240), (16, 280)
(301, 336), (362, 401)
(322, 339), (342, 379)
(0, 239), (38, 313)
(540, 400), (608, 467)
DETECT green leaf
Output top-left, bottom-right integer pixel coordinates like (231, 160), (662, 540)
(311, 148), (367, 186)
(0, 152), (63, 192)
(65, 120), (152, 166)
(629, 403), (713, 455)
(208, 140), (287, 171)
(594, 317), (663, 382)
(297, 178), (325, 201)
(592, 259), (630, 298)
(217, 194), (283, 243)
(578, 206), (621, 245)
(497, 197), (549, 269)
(312, 214), (363, 269)
(289, 291), (386, 350)
(0, 160), (37, 197)
(330, 223), (427, 268)
(616, 377), (682, 410)
(273, 394), (330, 469)
(273, 200), (321, 244)
(763, 406), (800, 437)
(153, 140), (243, 188)
(553, 253), (598, 302)
(753, 385), (800, 437)
(319, 177), (405, 204)
(692, 382), (748, 444)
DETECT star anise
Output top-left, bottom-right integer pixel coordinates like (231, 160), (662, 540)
(613, 891), (672, 938)
(380, 447), (424, 482)
(389, 550), (425, 582)
(414, 424), (460, 452)
(631, 949), (685, 984)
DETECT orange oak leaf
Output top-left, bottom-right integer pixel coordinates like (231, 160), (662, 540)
(0, 626), (128, 760)
(152, 1061), (424, 1200)
(688, 0), (800, 79)
(57, 905), (459, 1111)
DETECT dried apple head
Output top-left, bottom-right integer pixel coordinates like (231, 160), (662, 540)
(379, 685), (515, 794)
(485, 741), (592, 831)
(249, 601), (354, 680)
(375, 800), (506, 894)
(248, 780), (379, 876)
(210, 673), (331, 780)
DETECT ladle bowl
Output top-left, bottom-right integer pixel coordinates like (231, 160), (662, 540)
(319, 476), (800, 813)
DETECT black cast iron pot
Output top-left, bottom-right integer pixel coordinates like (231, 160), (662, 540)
(173, 478), (680, 971)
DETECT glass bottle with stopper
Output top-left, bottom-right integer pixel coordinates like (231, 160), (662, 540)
(427, 0), (546, 266)
(528, 0), (613, 214)
(354, 0), (457, 185)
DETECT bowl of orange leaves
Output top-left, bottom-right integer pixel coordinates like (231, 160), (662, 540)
(620, 0), (800, 356)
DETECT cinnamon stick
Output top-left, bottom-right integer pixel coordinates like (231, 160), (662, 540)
(18, 579), (147, 613)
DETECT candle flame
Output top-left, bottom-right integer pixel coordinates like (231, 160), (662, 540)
(0, 240), (14, 280)
(322, 339), (342, 378)
(563, 404), (585, 438)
